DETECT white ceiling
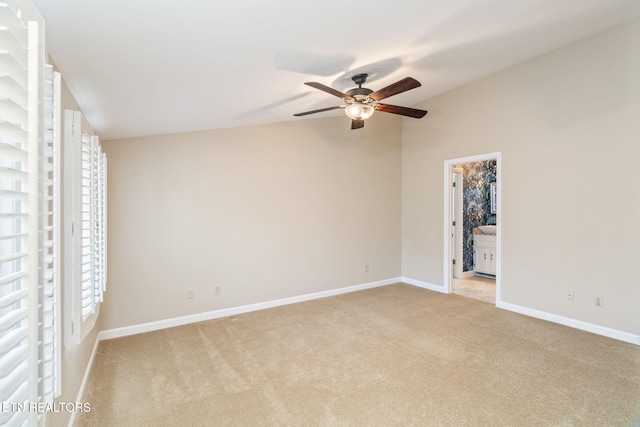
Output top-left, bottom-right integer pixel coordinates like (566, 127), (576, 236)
(32, 0), (640, 140)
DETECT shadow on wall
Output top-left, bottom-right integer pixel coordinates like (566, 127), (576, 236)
(454, 160), (497, 272)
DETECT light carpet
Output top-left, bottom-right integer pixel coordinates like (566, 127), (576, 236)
(77, 283), (640, 426)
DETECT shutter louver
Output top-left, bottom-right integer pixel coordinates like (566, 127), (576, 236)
(0, 2), (32, 425)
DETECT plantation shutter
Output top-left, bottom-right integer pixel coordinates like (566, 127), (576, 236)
(0, 4), (36, 425)
(64, 111), (106, 345)
(1, 0), (60, 424)
(79, 131), (94, 319)
(92, 136), (106, 306)
(41, 66), (61, 402)
(1, 0), (59, 424)
(79, 132), (106, 320)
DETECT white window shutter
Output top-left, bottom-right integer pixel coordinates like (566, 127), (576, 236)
(91, 136), (106, 306)
(1, 0), (59, 424)
(80, 131), (94, 320)
(64, 111), (106, 346)
(0, 4), (32, 422)
(51, 70), (62, 398)
(41, 65), (61, 402)
(64, 109), (82, 345)
(2, 1), (62, 424)
(102, 153), (107, 292)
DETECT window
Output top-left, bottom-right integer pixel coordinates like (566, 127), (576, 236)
(64, 111), (107, 345)
(1, 1), (61, 424)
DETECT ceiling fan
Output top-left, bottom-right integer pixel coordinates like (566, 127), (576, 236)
(293, 73), (428, 130)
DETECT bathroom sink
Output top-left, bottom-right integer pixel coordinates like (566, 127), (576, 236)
(478, 225), (497, 234)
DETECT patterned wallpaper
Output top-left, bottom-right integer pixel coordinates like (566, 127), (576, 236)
(454, 160), (497, 272)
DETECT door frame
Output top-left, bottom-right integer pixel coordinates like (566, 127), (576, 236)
(443, 152), (502, 304)
(452, 167), (464, 279)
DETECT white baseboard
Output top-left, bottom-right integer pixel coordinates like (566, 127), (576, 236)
(400, 277), (638, 346)
(400, 277), (446, 293)
(99, 276), (640, 346)
(497, 301), (640, 345)
(68, 333), (101, 427)
(99, 277), (402, 341)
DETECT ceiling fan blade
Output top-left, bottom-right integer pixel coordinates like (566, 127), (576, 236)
(293, 105), (345, 117)
(351, 119), (364, 130)
(305, 82), (350, 99)
(369, 77), (421, 101)
(375, 103), (428, 118)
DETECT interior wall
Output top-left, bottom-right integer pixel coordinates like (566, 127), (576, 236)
(402, 18), (640, 336)
(100, 114), (402, 331)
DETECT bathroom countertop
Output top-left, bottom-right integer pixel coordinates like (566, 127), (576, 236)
(473, 227), (497, 235)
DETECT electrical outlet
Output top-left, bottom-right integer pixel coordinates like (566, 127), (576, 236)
(214, 285), (221, 295)
(566, 290), (574, 301)
(364, 264), (369, 273)
(593, 296), (603, 307)
(186, 288), (194, 299)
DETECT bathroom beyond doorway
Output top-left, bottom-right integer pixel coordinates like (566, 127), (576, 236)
(452, 276), (496, 304)
(444, 152), (501, 304)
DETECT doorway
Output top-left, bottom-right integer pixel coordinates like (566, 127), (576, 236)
(443, 152), (501, 304)
(451, 167), (464, 279)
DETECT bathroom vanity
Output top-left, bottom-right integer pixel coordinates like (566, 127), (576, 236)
(474, 227), (496, 276)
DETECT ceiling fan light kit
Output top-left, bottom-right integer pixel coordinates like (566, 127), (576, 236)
(294, 73), (428, 130)
(344, 103), (374, 120)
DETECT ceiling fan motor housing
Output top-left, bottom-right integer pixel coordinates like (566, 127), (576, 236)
(346, 87), (373, 103)
(347, 73), (373, 103)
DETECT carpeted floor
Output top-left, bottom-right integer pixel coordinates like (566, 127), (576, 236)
(77, 283), (640, 426)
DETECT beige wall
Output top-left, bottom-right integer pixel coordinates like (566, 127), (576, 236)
(402, 18), (640, 335)
(100, 114), (402, 330)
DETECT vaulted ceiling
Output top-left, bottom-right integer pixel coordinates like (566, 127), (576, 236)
(33, 0), (640, 140)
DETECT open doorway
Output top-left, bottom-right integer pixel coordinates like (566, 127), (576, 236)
(443, 153), (501, 305)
